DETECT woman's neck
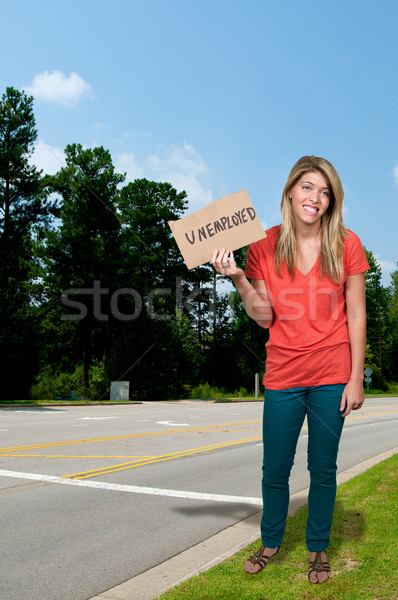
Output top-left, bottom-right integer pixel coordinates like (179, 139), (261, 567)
(295, 220), (322, 244)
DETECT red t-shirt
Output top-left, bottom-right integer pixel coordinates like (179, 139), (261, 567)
(245, 225), (369, 390)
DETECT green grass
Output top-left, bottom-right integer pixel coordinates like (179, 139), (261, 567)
(156, 453), (398, 600)
(0, 399), (141, 405)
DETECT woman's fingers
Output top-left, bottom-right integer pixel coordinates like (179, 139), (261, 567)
(211, 248), (229, 271)
(211, 249), (239, 277)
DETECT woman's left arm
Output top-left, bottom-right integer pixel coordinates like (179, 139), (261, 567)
(340, 273), (367, 417)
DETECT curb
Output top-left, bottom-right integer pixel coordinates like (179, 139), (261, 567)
(89, 446), (398, 600)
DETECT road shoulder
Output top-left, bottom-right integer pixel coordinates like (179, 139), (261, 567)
(89, 446), (397, 600)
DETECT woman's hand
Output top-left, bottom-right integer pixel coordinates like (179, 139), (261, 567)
(210, 248), (244, 280)
(340, 379), (365, 417)
(211, 248), (273, 328)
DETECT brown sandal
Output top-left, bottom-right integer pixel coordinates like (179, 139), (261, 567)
(244, 545), (280, 574)
(308, 551), (331, 583)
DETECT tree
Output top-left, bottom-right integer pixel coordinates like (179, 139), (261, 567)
(385, 266), (398, 382)
(363, 248), (392, 386)
(117, 178), (188, 290)
(109, 179), (199, 399)
(0, 87), (50, 398)
(40, 144), (124, 394)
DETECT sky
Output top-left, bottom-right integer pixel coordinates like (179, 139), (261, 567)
(2, 0), (397, 286)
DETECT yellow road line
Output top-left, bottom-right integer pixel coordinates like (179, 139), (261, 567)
(363, 404), (398, 408)
(65, 435), (263, 480)
(346, 410), (398, 420)
(70, 411), (396, 478)
(0, 455), (157, 459)
(1, 411), (395, 475)
(1, 411), (395, 456)
(0, 420), (261, 454)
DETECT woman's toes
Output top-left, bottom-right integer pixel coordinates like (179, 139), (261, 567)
(309, 551), (330, 583)
(319, 570), (330, 583)
(244, 561), (260, 574)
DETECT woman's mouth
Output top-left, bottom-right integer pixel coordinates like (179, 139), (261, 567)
(303, 205), (319, 215)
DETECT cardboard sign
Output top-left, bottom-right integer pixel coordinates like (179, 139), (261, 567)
(168, 189), (266, 269)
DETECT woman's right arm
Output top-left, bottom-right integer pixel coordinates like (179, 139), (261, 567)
(211, 248), (274, 329)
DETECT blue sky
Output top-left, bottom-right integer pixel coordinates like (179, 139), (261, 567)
(2, 0), (397, 285)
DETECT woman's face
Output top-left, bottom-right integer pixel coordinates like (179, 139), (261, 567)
(289, 171), (331, 228)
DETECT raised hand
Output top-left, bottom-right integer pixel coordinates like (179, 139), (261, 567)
(210, 248), (243, 279)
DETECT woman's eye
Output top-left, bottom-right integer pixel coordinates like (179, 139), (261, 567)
(302, 185), (310, 190)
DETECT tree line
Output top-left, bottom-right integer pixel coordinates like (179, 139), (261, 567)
(0, 87), (397, 401)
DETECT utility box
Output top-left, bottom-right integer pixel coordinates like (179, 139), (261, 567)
(110, 381), (130, 401)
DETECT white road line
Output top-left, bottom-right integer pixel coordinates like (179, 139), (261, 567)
(78, 417), (118, 421)
(156, 421), (190, 427)
(0, 469), (262, 505)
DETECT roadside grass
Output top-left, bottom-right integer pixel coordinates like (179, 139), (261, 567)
(156, 453), (398, 600)
(0, 399), (141, 405)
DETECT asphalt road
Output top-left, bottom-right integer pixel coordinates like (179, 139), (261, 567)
(0, 398), (397, 600)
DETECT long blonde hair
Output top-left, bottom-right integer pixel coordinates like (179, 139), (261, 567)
(275, 155), (347, 284)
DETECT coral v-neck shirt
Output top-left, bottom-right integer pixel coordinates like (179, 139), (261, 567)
(245, 225), (369, 390)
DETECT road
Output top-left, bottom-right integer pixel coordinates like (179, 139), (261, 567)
(0, 398), (397, 600)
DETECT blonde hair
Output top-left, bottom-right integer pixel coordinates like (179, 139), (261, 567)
(275, 155), (347, 284)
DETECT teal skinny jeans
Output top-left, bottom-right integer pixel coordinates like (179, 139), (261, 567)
(261, 384), (345, 552)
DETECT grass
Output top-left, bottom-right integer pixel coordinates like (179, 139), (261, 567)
(156, 453), (398, 600)
(0, 399), (141, 405)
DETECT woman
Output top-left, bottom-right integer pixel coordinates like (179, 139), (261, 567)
(211, 155), (369, 584)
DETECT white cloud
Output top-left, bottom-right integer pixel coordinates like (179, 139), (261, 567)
(30, 139), (65, 174)
(342, 205), (351, 221)
(159, 143), (208, 177)
(375, 255), (396, 287)
(115, 152), (145, 181)
(378, 259), (396, 271)
(146, 142), (213, 207)
(115, 142), (213, 209)
(26, 70), (93, 107)
(393, 164), (398, 184)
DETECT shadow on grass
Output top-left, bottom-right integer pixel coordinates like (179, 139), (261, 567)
(328, 500), (366, 557)
(279, 499), (365, 562)
(172, 496), (365, 568)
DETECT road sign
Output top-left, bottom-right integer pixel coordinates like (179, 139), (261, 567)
(364, 367), (373, 377)
(365, 377), (372, 383)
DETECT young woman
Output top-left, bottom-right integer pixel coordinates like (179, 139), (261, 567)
(211, 155), (369, 584)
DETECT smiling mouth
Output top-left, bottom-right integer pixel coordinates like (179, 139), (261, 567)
(303, 205), (319, 215)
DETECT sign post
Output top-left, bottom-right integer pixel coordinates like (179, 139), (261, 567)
(364, 367), (373, 395)
(255, 372), (260, 398)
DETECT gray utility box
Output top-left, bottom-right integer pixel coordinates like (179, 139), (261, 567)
(110, 381), (130, 401)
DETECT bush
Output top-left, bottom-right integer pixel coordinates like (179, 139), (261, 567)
(30, 365), (84, 400)
(233, 386), (250, 397)
(87, 359), (108, 401)
(189, 383), (254, 399)
(190, 383), (227, 399)
(30, 359), (108, 401)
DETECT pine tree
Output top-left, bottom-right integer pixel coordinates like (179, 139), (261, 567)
(0, 87), (50, 398)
